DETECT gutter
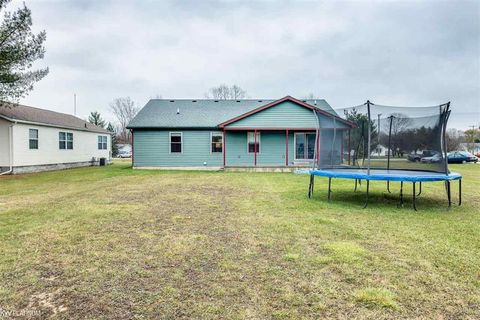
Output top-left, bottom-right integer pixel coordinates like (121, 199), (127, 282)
(0, 122), (14, 175)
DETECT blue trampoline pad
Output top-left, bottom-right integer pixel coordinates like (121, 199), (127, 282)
(297, 168), (462, 182)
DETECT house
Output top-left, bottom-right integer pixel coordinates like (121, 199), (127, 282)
(0, 103), (112, 174)
(127, 96), (353, 170)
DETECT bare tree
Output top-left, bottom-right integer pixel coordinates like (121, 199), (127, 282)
(109, 97), (139, 143)
(205, 84), (247, 100)
(302, 93), (318, 100)
(446, 128), (464, 152)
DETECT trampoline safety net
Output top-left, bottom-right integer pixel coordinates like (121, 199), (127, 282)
(313, 101), (451, 174)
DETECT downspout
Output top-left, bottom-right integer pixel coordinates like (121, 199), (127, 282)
(0, 122), (14, 175)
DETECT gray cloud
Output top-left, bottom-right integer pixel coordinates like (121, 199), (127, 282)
(14, 0), (480, 129)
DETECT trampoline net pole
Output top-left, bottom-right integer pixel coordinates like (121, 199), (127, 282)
(387, 115), (393, 171)
(442, 104), (451, 174)
(331, 117), (337, 168)
(366, 100), (372, 175)
(312, 108), (320, 169)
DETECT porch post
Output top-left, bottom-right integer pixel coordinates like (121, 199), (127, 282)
(223, 129), (226, 167)
(285, 129), (289, 166)
(254, 129), (257, 166)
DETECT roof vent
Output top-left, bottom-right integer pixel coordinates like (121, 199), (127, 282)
(176, 108), (180, 114)
(170, 100), (175, 102)
(314, 100), (317, 105)
(214, 100), (219, 102)
(258, 100), (263, 102)
(192, 100), (197, 102)
(236, 100), (240, 102)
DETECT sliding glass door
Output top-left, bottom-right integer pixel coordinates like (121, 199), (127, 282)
(295, 133), (316, 160)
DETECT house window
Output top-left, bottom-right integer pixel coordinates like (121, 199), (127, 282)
(211, 132), (223, 153)
(98, 135), (107, 150)
(247, 132), (260, 153)
(59, 132), (73, 150)
(170, 132), (182, 153)
(295, 133), (316, 160)
(29, 129), (38, 149)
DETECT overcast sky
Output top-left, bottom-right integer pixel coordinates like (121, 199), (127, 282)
(12, 0), (480, 129)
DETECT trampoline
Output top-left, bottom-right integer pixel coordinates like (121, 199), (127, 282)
(299, 100), (462, 210)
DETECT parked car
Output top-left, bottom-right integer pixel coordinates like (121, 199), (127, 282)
(420, 153), (442, 163)
(408, 150), (438, 162)
(447, 151), (478, 164)
(117, 150), (132, 158)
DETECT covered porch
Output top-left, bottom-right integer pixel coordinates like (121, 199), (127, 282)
(222, 128), (320, 168)
(222, 127), (351, 169)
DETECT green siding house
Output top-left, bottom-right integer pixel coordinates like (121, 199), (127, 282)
(127, 96), (352, 170)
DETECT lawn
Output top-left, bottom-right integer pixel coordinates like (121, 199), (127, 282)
(0, 162), (479, 319)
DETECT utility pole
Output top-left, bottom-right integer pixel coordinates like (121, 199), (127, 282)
(74, 93), (77, 116)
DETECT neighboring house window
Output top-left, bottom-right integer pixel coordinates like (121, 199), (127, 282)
(211, 132), (223, 153)
(29, 129), (38, 149)
(170, 132), (182, 153)
(247, 132), (260, 153)
(98, 135), (107, 150)
(295, 132), (316, 160)
(59, 132), (73, 150)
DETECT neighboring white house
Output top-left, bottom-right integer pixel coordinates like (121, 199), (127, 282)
(0, 103), (111, 174)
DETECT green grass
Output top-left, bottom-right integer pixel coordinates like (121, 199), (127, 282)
(0, 162), (479, 319)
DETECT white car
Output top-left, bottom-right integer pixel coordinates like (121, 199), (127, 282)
(420, 153), (442, 163)
(117, 151), (132, 158)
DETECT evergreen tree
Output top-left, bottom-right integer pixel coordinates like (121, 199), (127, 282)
(88, 111), (106, 128)
(0, 0), (48, 105)
(107, 122), (118, 156)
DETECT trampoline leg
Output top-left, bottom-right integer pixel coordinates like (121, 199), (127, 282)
(386, 181), (392, 194)
(363, 180), (370, 209)
(412, 182), (417, 211)
(308, 174), (314, 198)
(328, 177), (332, 202)
(458, 179), (462, 206)
(397, 181), (404, 208)
(354, 179), (358, 192)
(416, 182), (422, 197)
(446, 180), (452, 208)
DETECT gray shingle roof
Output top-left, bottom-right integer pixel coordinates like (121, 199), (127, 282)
(127, 98), (337, 129)
(0, 103), (109, 133)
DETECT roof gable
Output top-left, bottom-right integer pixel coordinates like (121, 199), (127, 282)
(218, 96), (352, 128)
(223, 99), (318, 129)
